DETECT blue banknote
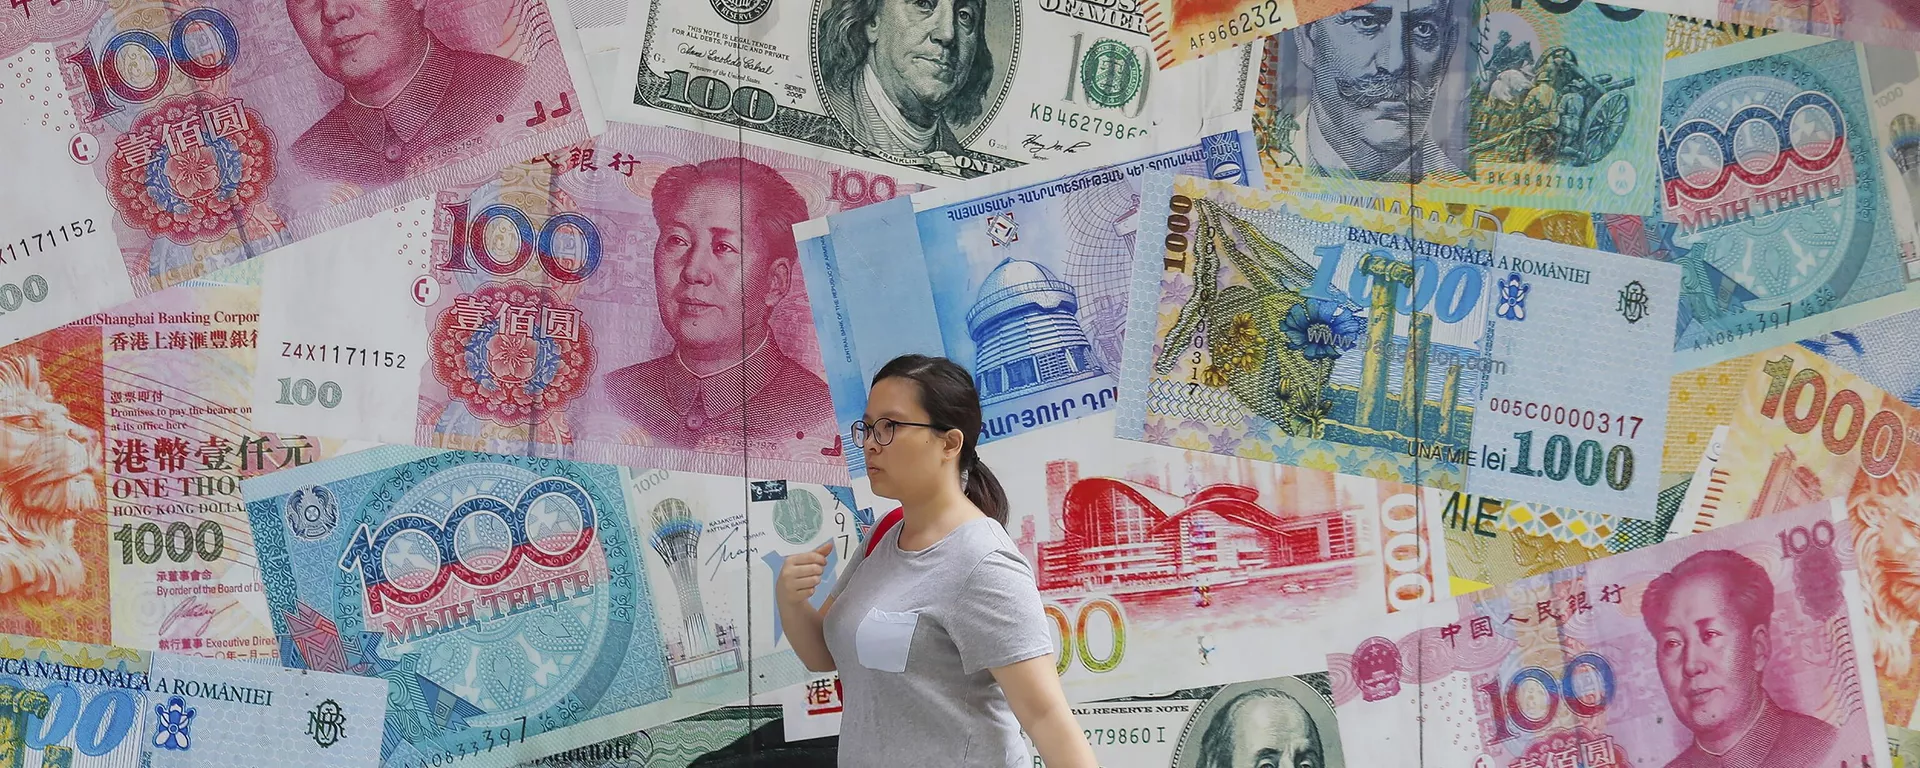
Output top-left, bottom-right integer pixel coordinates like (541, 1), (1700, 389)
(1803, 305), (1920, 407)
(798, 129), (1258, 477)
(245, 448), (851, 768)
(0, 631), (385, 767)
(1661, 35), (1909, 368)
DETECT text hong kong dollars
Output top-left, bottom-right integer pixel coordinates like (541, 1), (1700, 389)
(246, 447), (855, 768)
(0, 0), (598, 343)
(1329, 499), (1886, 767)
(253, 124), (922, 487)
(614, 0), (1259, 182)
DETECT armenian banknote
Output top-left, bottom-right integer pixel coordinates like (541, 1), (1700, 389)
(1117, 174), (1678, 515)
(799, 126), (1256, 476)
(0, 0), (602, 346)
(1252, 0), (1664, 215)
(611, 0), (1261, 184)
(253, 124), (929, 487)
(1704, 346), (1920, 727)
(962, 413), (1446, 703)
(1661, 35), (1909, 368)
(1806, 306), (1920, 408)
(1145, 0), (1366, 70)
(0, 629), (387, 767)
(1442, 492), (1677, 594)
(1328, 499), (1889, 766)
(0, 259), (342, 657)
(245, 447), (855, 768)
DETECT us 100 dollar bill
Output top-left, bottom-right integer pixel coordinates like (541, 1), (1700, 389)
(611, 0), (1257, 183)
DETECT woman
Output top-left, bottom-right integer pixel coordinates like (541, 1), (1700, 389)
(775, 354), (1096, 767)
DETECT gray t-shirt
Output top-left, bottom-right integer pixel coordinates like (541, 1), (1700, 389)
(824, 515), (1053, 767)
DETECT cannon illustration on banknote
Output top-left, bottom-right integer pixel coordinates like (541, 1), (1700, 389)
(1472, 42), (1636, 167)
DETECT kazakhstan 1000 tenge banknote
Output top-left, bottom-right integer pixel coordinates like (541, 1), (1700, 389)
(800, 127), (1256, 477)
(0, 630), (387, 767)
(246, 447), (855, 768)
(0, 0), (602, 346)
(1117, 174), (1679, 519)
(1253, 0), (1665, 215)
(1865, 43), (1920, 267)
(963, 412), (1445, 704)
(253, 124), (929, 487)
(0, 258), (344, 657)
(1661, 35), (1909, 368)
(612, 0), (1258, 183)
(1329, 499), (1888, 766)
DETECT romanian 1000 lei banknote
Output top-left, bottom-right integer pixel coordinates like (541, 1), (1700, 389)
(1441, 491), (1677, 595)
(1703, 346), (1920, 728)
(0, 258), (345, 658)
(252, 123), (929, 487)
(245, 447), (855, 768)
(1252, 0), (1666, 215)
(1116, 174), (1678, 517)
(1661, 35), (1910, 368)
(799, 126), (1256, 477)
(1328, 499), (1888, 766)
(611, 0), (1259, 184)
(0, 630), (387, 767)
(0, 0), (601, 346)
(958, 412), (1445, 703)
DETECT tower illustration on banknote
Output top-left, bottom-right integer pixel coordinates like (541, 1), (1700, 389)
(651, 498), (742, 688)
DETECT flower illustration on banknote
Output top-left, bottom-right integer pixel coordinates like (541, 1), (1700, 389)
(1172, 425), (1215, 452)
(1238, 440), (1278, 463)
(165, 146), (221, 200)
(1270, 440), (1307, 467)
(1496, 272), (1531, 321)
(1222, 314), (1266, 371)
(1207, 426), (1243, 454)
(1359, 456), (1405, 482)
(1301, 447), (1342, 475)
(1142, 416), (1179, 445)
(1281, 300), (1365, 360)
(152, 696), (196, 751)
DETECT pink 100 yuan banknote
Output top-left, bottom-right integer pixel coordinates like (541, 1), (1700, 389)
(251, 123), (924, 486)
(0, 0), (600, 346)
(1328, 499), (1887, 767)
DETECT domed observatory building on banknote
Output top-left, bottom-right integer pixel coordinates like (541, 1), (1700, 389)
(967, 258), (1105, 405)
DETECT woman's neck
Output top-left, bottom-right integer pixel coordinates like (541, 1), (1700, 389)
(895, 478), (982, 551)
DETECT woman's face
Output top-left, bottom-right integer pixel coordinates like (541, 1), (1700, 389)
(862, 376), (957, 501)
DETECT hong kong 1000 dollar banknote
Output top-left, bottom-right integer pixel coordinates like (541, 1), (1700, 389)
(964, 412), (1446, 704)
(1117, 173), (1680, 520)
(245, 446), (856, 768)
(1252, 0), (1666, 216)
(1328, 499), (1888, 766)
(1661, 35), (1911, 368)
(252, 123), (929, 487)
(0, 0), (604, 347)
(0, 258), (347, 657)
(0, 630), (387, 767)
(610, 0), (1259, 184)
(799, 126), (1256, 478)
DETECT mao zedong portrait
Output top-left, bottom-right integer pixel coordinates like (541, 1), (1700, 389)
(287, 0), (527, 186)
(1643, 549), (1838, 768)
(815, 0), (995, 160)
(1192, 687), (1326, 768)
(1297, 0), (1463, 182)
(601, 158), (836, 452)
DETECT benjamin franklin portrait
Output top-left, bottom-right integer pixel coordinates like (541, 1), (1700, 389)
(1176, 676), (1345, 768)
(813, 0), (1013, 166)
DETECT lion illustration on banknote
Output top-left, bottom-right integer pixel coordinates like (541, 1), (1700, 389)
(0, 354), (102, 598)
(1847, 465), (1920, 685)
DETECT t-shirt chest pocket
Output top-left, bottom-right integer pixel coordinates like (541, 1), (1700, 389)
(854, 607), (921, 674)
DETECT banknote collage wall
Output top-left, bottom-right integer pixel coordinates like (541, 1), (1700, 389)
(0, 0), (1917, 764)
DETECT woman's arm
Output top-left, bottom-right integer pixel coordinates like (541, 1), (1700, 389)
(776, 542), (838, 672)
(992, 655), (1096, 768)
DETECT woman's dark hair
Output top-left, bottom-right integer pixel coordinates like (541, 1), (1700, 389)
(872, 354), (1007, 526)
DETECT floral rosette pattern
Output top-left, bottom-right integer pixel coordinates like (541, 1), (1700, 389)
(105, 95), (275, 243)
(429, 281), (595, 425)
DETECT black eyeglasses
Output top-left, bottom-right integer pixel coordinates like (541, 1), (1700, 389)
(851, 418), (947, 447)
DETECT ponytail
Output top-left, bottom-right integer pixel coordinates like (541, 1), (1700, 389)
(961, 454), (1008, 526)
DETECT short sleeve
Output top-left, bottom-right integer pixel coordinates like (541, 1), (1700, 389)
(948, 550), (1054, 675)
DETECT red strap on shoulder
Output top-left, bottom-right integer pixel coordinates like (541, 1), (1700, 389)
(864, 507), (905, 558)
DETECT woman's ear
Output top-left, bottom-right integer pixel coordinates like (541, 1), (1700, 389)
(944, 428), (965, 461)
